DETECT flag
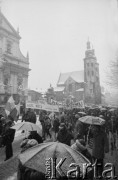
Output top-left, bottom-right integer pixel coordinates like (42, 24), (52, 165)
(5, 96), (15, 116)
(78, 100), (85, 108)
(15, 102), (20, 116)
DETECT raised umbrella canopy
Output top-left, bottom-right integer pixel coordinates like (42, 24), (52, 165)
(100, 108), (107, 112)
(78, 112), (86, 115)
(18, 142), (91, 179)
(109, 108), (115, 112)
(78, 116), (105, 126)
(11, 122), (42, 136)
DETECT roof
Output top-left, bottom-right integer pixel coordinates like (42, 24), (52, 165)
(0, 11), (21, 39)
(57, 70), (84, 85)
(54, 86), (65, 92)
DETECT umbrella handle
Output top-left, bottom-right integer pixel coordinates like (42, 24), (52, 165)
(87, 125), (92, 145)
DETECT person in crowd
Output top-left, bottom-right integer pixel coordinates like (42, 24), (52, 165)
(2, 120), (15, 161)
(20, 138), (38, 153)
(71, 134), (92, 162)
(20, 130), (43, 153)
(44, 116), (52, 139)
(53, 117), (60, 139)
(28, 131), (43, 144)
(57, 123), (74, 146)
(91, 125), (109, 177)
(0, 115), (4, 135)
(22, 108), (36, 124)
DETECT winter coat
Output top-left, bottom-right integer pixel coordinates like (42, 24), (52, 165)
(92, 130), (109, 159)
(57, 128), (73, 146)
(2, 128), (15, 146)
(71, 139), (92, 162)
(28, 131), (43, 144)
(53, 118), (60, 133)
(20, 139), (38, 153)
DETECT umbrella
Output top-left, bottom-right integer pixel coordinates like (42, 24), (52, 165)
(109, 108), (115, 112)
(11, 122), (42, 136)
(100, 108), (107, 111)
(79, 116), (105, 126)
(78, 112), (86, 115)
(18, 142), (91, 179)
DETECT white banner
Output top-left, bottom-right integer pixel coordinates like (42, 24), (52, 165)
(26, 101), (59, 112)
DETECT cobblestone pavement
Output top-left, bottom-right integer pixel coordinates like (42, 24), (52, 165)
(0, 131), (118, 180)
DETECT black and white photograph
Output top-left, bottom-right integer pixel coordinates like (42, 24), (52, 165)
(0, 0), (118, 179)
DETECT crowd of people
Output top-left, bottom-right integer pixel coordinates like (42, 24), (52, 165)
(0, 105), (118, 179)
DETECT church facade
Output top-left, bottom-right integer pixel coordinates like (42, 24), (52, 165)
(0, 11), (30, 105)
(54, 40), (101, 105)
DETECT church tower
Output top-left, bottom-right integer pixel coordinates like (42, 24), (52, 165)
(83, 40), (101, 104)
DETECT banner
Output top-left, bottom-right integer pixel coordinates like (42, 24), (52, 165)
(26, 101), (59, 112)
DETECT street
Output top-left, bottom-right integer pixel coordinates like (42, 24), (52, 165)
(0, 130), (118, 180)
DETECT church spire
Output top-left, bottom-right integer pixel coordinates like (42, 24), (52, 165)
(87, 38), (91, 50)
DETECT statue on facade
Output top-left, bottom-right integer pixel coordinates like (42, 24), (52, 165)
(17, 73), (23, 94)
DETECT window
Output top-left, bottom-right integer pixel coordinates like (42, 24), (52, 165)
(91, 63), (93, 67)
(87, 71), (90, 76)
(87, 63), (89, 67)
(96, 76), (99, 82)
(6, 41), (12, 54)
(92, 71), (94, 76)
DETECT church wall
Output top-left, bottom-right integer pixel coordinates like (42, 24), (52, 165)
(0, 12), (30, 104)
(10, 73), (17, 94)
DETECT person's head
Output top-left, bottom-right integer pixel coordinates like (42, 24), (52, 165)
(76, 133), (83, 140)
(5, 120), (13, 130)
(91, 125), (101, 135)
(59, 123), (66, 132)
(79, 139), (86, 147)
(60, 115), (65, 123)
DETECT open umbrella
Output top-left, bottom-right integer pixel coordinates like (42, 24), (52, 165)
(11, 122), (42, 136)
(78, 112), (86, 115)
(79, 116), (105, 126)
(100, 108), (107, 111)
(109, 108), (115, 112)
(18, 142), (91, 179)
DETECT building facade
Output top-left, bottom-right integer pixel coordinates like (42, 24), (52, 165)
(55, 40), (101, 104)
(0, 11), (30, 105)
(84, 40), (101, 104)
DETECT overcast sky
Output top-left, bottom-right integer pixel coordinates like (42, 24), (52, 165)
(1, 0), (118, 92)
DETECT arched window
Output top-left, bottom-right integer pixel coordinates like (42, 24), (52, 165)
(6, 41), (12, 54)
(92, 71), (94, 76)
(87, 71), (90, 76)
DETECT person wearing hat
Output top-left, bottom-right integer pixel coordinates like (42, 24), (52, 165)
(57, 123), (73, 146)
(71, 135), (92, 162)
(2, 120), (15, 161)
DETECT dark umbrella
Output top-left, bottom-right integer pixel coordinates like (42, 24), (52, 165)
(18, 142), (91, 178)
